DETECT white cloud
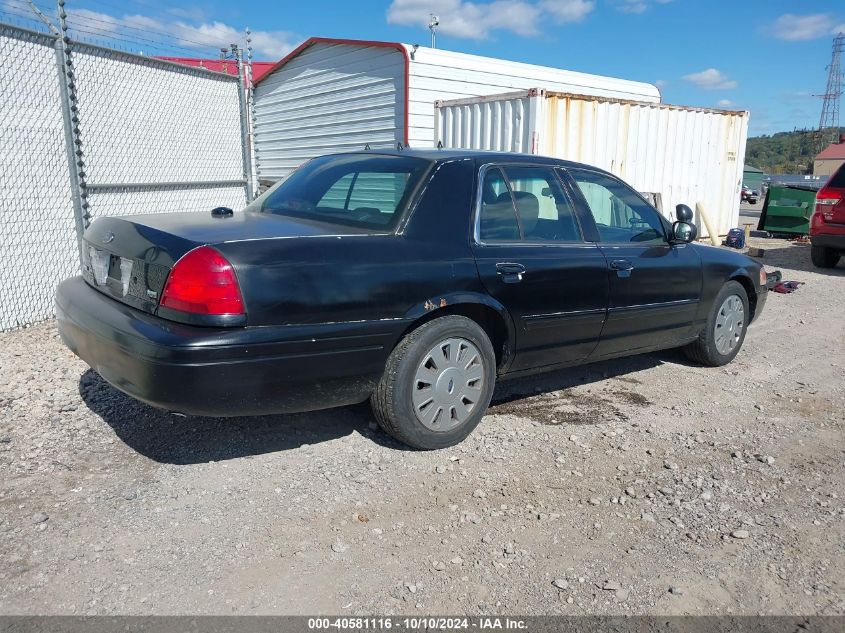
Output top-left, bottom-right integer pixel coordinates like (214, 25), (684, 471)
(717, 99), (734, 107)
(540, 0), (595, 23)
(770, 13), (834, 41)
(386, 0), (595, 40)
(63, 7), (295, 58)
(615, 0), (672, 14)
(165, 7), (208, 22)
(654, 79), (667, 88)
(682, 68), (737, 90)
(833, 23), (845, 35)
(619, 1), (647, 14)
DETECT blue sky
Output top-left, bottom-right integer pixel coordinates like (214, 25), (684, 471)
(3, 0), (843, 136)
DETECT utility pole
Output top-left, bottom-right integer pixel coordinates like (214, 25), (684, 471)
(428, 14), (439, 48)
(817, 33), (844, 153)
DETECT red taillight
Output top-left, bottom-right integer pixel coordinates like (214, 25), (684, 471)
(815, 187), (842, 219)
(160, 246), (244, 316)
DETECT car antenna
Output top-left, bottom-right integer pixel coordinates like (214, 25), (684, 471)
(396, 142), (404, 150)
(437, 140), (443, 149)
(364, 143), (370, 150)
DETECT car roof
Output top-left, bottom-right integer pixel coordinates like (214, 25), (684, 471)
(327, 148), (602, 171)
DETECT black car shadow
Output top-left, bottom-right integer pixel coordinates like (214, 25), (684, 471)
(78, 369), (381, 464)
(79, 350), (679, 464)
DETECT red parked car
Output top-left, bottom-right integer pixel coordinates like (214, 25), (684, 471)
(810, 163), (845, 268)
(740, 184), (758, 204)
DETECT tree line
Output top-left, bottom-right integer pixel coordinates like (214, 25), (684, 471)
(745, 128), (844, 175)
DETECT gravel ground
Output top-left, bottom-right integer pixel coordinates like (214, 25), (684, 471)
(1, 237), (843, 616)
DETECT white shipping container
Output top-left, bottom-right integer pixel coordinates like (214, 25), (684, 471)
(435, 89), (749, 237)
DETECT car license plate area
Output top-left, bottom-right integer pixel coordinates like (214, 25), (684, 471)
(84, 247), (133, 297)
(81, 243), (170, 314)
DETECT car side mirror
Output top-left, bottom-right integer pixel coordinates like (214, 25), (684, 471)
(672, 220), (697, 243)
(675, 204), (694, 223)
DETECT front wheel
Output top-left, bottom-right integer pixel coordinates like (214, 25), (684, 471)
(371, 315), (496, 449)
(684, 281), (749, 367)
(811, 245), (841, 269)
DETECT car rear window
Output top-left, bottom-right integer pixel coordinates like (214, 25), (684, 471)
(249, 154), (431, 230)
(828, 163), (845, 188)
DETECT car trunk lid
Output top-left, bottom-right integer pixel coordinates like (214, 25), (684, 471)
(81, 211), (374, 316)
(82, 216), (201, 315)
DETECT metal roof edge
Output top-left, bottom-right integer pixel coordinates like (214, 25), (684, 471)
(434, 89), (748, 116)
(254, 37), (408, 86)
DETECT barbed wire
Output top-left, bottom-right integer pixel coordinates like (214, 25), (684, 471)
(66, 7), (244, 52)
(65, 23), (223, 57)
(0, 4), (57, 32)
(66, 0), (181, 19)
(2, 0), (248, 58)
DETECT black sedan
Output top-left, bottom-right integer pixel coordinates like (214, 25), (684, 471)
(57, 150), (767, 449)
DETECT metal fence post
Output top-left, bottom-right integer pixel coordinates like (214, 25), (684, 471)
(246, 28), (258, 197)
(235, 44), (254, 202)
(55, 0), (89, 264)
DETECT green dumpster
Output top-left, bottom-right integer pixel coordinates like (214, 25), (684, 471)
(757, 185), (816, 235)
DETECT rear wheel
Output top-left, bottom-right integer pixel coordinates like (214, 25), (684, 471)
(684, 281), (749, 367)
(811, 245), (841, 268)
(371, 315), (496, 450)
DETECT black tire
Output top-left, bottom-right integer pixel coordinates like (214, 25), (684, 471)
(371, 315), (496, 450)
(683, 281), (749, 367)
(811, 245), (841, 269)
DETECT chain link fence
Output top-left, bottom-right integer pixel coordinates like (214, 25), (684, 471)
(0, 21), (251, 330)
(71, 43), (249, 221)
(0, 24), (78, 331)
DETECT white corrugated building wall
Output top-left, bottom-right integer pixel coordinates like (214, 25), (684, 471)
(252, 38), (660, 180)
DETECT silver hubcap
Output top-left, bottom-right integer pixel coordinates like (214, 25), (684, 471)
(714, 294), (745, 355)
(412, 337), (485, 431)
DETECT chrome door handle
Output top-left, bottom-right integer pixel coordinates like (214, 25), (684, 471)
(496, 262), (526, 284)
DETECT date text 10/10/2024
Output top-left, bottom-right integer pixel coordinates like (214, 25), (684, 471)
(307, 617), (528, 630)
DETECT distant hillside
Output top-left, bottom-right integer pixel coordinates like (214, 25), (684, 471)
(745, 128), (844, 175)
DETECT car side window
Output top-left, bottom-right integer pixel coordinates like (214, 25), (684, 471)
(478, 166), (583, 243)
(502, 166), (581, 242)
(568, 169), (666, 244)
(479, 168), (521, 242)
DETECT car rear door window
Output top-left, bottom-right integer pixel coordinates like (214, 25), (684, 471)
(502, 166), (582, 242)
(478, 166), (582, 243)
(478, 168), (521, 242)
(568, 169), (666, 244)
(828, 163), (845, 188)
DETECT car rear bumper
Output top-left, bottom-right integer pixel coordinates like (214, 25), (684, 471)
(56, 277), (398, 416)
(809, 212), (845, 249)
(810, 233), (845, 251)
